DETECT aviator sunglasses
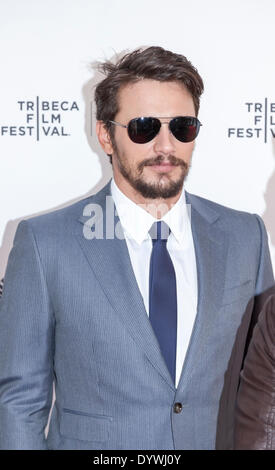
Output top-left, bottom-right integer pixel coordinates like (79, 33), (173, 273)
(108, 116), (202, 144)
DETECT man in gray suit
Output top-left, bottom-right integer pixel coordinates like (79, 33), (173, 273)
(0, 46), (274, 450)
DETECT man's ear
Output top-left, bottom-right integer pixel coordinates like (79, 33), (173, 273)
(96, 121), (114, 154)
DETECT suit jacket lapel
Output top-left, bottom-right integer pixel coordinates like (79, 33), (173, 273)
(176, 192), (229, 390)
(76, 181), (175, 391)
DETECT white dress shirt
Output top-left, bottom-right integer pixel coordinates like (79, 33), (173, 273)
(111, 178), (198, 387)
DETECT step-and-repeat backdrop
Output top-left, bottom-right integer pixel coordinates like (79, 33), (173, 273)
(1, 0), (275, 279)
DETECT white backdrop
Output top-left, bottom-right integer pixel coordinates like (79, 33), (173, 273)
(1, 0), (275, 279)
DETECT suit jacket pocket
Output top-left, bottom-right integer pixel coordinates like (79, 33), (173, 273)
(60, 408), (113, 442)
(221, 280), (253, 307)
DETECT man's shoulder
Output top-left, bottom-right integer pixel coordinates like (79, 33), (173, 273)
(23, 195), (92, 232)
(21, 181), (111, 233)
(186, 191), (263, 234)
(187, 191), (256, 219)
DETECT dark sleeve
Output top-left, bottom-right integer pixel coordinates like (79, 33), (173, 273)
(234, 294), (275, 450)
(216, 214), (275, 450)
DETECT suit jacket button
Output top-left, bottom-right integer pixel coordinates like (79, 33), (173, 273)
(173, 402), (183, 413)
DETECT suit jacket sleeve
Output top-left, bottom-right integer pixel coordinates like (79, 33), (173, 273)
(234, 294), (275, 450)
(0, 220), (55, 449)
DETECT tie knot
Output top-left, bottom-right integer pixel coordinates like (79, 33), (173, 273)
(149, 221), (170, 244)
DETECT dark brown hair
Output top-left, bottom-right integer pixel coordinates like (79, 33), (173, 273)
(94, 46), (204, 161)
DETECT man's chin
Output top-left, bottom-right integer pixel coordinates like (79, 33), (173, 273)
(132, 178), (184, 199)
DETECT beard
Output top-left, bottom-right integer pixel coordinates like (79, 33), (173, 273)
(112, 142), (190, 199)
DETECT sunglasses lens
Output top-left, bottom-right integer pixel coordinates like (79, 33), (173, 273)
(128, 117), (160, 143)
(170, 117), (200, 142)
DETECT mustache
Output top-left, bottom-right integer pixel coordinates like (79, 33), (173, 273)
(138, 155), (188, 172)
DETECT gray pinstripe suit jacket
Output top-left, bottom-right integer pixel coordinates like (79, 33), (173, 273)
(0, 180), (274, 449)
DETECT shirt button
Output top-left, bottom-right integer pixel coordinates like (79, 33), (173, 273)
(173, 402), (183, 414)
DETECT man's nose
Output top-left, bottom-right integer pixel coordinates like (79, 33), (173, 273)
(152, 122), (175, 155)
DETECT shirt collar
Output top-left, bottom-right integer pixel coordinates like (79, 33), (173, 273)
(111, 178), (190, 245)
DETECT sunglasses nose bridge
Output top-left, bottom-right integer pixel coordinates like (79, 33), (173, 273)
(157, 120), (174, 137)
(158, 119), (175, 137)
(153, 120), (176, 150)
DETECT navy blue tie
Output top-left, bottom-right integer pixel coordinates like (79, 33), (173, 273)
(149, 221), (177, 384)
